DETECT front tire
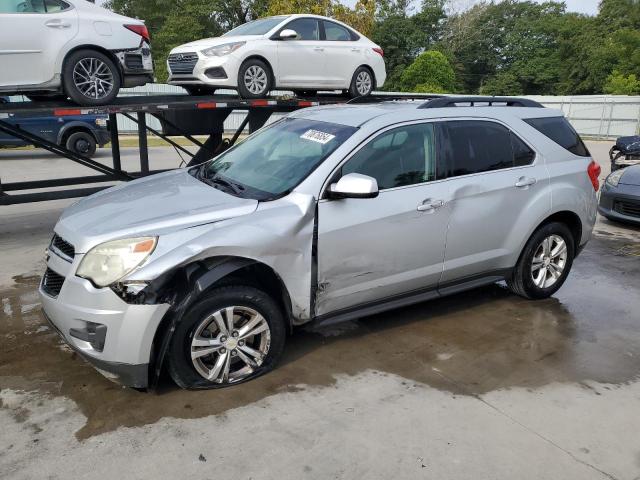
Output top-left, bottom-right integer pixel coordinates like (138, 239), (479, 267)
(237, 59), (272, 99)
(348, 66), (374, 98)
(65, 131), (97, 157)
(507, 222), (575, 299)
(62, 49), (121, 106)
(168, 285), (286, 389)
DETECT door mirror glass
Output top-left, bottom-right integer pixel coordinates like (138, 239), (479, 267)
(279, 29), (298, 40)
(329, 173), (379, 199)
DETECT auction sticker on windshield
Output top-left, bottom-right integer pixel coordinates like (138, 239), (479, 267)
(300, 129), (336, 144)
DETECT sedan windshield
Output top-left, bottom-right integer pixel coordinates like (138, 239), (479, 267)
(223, 16), (289, 37)
(198, 118), (357, 200)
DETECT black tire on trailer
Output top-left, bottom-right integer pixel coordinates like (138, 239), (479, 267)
(237, 59), (272, 99)
(62, 49), (121, 106)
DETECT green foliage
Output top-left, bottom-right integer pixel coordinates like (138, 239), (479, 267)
(604, 71), (640, 95)
(400, 50), (455, 92)
(104, 0), (640, 94)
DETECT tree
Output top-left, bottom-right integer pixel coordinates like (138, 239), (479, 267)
(604, 71), (640, 95)
(371, 0), (445, 90)
(400, 50), (455, 92)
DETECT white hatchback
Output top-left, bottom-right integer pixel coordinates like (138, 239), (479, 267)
(167, 14), (386, 98)
(0, 0), (153, 105)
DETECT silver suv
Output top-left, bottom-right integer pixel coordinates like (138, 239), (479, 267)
(40, 96), (600, 389)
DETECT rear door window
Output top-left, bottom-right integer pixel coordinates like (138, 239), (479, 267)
(524, 116), (590, 157)
(511, 133), (536, 166)
(437, 121), (515, 177)
(322, 21), (355, 41)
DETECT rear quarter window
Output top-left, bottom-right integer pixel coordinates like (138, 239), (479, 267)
(525, 116), (590, 157)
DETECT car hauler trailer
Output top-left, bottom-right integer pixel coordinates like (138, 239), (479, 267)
(0, 93), (439, 205)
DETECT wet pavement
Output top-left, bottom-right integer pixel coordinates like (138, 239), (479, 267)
(2, 142), (640, 479)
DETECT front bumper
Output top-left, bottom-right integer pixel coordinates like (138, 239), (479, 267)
(167, 51), (240, 88)
(39, 246), (169, 387)
(598, 182), (640, 225)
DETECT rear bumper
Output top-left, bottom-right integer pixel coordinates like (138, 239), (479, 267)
(113, 46), (154, 88)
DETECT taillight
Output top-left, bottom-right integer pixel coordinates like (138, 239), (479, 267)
(587, 160), (601, 191)
(124, 24), (150, 44)
(373, 47), (384, 57)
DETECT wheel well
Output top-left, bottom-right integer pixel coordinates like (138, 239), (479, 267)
(241, 55), (275, 84)
(60, 126), (95, 146)
(62, 45), (123, 83)
(538, 211), (583, 249)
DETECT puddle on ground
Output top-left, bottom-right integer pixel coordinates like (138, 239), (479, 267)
(1, 235), (639, 440)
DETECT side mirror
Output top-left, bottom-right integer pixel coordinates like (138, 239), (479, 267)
(328, 173), (379, 199)
(279, 29), (298, 40)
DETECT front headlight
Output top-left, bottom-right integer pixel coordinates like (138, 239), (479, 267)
(201, 41), (246, 57)
(95, 117), (107, 127)
(76, 237), (157, 287)
(606, 169), (625, 187)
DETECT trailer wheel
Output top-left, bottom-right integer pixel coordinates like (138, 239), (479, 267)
(65, 131), (97, 157)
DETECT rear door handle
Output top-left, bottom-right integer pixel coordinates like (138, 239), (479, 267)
(417, 199), (445, 212)
(45, 19), (71, 29)
(515, 177), (537, 188)
(313, 47), (324, 52)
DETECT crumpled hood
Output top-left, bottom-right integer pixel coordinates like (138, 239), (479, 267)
(56, 169), (258, 253)
(172, 35), (260, 51)
(619, 165), (640, 186)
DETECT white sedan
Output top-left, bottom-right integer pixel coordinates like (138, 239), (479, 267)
(167, 14), (386, 98)
(0, 0), (153, 105)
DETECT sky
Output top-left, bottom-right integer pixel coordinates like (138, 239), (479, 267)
(95, 0), (600, 16)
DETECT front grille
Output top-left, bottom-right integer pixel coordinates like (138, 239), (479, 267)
(124, 53), (144, 70)
(168, 52), (198, 74)
(51, 234), (75, 260)
(614, 200), (640, 218)
(42, 268), (65, 298)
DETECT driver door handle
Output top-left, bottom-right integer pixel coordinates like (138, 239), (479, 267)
(45, 19), (71, 29)
(417, 199), (445, 212)
(515, 176), (537, 188)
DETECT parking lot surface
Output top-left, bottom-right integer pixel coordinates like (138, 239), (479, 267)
(1, 141), (640, 479)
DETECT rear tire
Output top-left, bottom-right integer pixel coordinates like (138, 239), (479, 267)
(507, 222), (575, 299)
(62, 49), (121, 106)
(65, 131), (97, 157)
(168, 285), (286, 389)
(348, 66), (374, 98)
(237, 59), (272, 99)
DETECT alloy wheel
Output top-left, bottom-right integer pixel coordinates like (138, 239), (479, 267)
(243, 65), (268, 95)
(355, 71), (372, 95)
(190, 306), (271, 383)
(530, 234), (568, 288)
(72, 58), (115, 100)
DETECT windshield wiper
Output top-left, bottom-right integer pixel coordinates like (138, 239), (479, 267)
(205, 174), (245, 196)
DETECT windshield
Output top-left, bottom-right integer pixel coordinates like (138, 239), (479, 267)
(198, 118), (357, 200)
(223, 16), (289, 37)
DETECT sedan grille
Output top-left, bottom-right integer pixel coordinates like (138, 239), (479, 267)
(42, 268), (65, 298)
(168, 52), (198, 74)
(614, 200), (640, 218)
(51, 234), (75, 260)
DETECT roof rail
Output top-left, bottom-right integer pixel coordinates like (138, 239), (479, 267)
(418, 96), (544, 109)
(347, 93), (444, 105)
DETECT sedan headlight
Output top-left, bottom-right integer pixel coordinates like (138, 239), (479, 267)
(201, 41), (246, 57)
(77, 237), (157, 287)
(606, 169), (625, 187)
